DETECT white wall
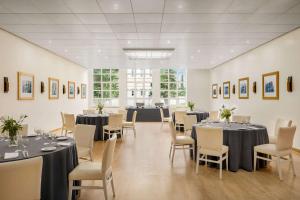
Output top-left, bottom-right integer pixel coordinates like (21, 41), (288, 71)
(0, 29), (88, 132)
(210, 28), (300, 148)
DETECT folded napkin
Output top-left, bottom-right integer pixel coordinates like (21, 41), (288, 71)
(4, 152), (19, 159)
(57, 142), (71, 146)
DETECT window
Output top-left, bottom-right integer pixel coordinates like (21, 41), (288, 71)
(160, 69), (187, 106)
(127, 69), (153, 106)
(93, 69), (119, 106)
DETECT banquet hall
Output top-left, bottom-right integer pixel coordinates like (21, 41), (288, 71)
(0, 0), (300, 200)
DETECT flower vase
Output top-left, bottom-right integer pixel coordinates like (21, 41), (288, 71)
(98, 110), (102, 114)
(9, 134), (18, 147)
(225, 118), (230, 124)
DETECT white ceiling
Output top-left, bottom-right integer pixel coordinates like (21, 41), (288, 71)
(0, 0), (300, 69)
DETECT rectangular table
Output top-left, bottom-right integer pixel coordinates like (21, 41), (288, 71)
(126, 107), (170, 122)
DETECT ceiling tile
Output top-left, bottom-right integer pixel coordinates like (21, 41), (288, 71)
(63, 0), (102, 13)
(256, 0), (300, 14)
(134, 14), (162, 24)
(115, 33), (139, 39)
(1, 0), (40, 13)
(105, 14), (134, 24)
(13, 14), (53, 24)
(98, 0), (132, 13)
(227, 0), (265, 13)
(110, 24), (136, 32)
(131, 0), (164, 13)
(77, 14), (107, 24)
(163, 14), (221, 23)
(0, 14), (21, 24)
(287, 2), (300, 13)
(85, 24), (112, 32)
(136, 23), (161, 33)
(46, 14), (81, 24)
(31, 0), (72, 13)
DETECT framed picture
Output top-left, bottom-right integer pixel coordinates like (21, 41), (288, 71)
(17, 72), (34, 100)
(262, 71), (279, 100)
(68, 81), (75, 99)
(81, 84), (87, 99)
(238, 77), (249, 99)
(223, 81), (230, 99)
(212, 84), (218, 98)
(48, 77), (59, 99)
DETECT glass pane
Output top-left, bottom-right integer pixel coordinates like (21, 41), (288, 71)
(160, 83), (168, 90)
(145, 90), (152, 97)
(178, 90), (186, 97)
(145, 82), (152, 90)
(169, 69), (176, 75)
(127, 90), (134, 98)
(136, 83), (143, 89)
(160, 75), (168, 82)
(94, 69), (101, 75)
(178, 98), (186, 105)
(110, 99), (119, 106)
(127, 82), (135, 89)
(127, 99), (135, 107)
(102, 74), (110, 82)
(103, 83), (110, 90)
(102, 69), (110, 74)
(170, 91), (177, 97)
(93, 75), (101, 82)
(178, 82), (186, 90)
(169, 74), (176, 82)
(170, 83), (177, 90)
(136, 90), (143, 98)
(177, 70), (185, 82)
(160, 91), (168, 98)
(111, 69), (119, 74)
(160, 69), (168, 74)
(94, 83), (101, 90)
(111, 74), (118, 82)
(170, 99), (177, 106)
(111, 83), (119, 90)
(103, 91), (110, 98)
(93, 91), (101, 98)
(111, 91), (119, 98)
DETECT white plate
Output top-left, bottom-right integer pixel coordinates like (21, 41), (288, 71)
(27, 134), (37, 137)
(57, 137), (68, 141)
(41, 147), (57, 152)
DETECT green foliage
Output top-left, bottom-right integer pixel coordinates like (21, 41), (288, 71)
(188, 101), (195, 111)
(0, 115), (28, 139)
(96, 101), (104, 114)
(219, 105), (236, 120)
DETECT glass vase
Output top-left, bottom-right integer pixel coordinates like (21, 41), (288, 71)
(9, 135), (18, 147)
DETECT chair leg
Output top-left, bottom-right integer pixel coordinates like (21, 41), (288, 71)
(192, 144), (195, 161)
(253, 151), (257, 172)
(68, 180), (73, 200)
(226, 152), (229, 171)
(90, 150), (93, 162)
(219, 156), (223, 179)
(161, 122), (163, 129)
(169, 142), (173, 158)
(196, 150), (200, 174)
(276, 157), (283, 181)
(171, 145), (175, 164)
(103, 179), (108, 200)
(133, 127), (136, 137)
(289, 154), (296, 176)
(205, 155), (207, 166)
(111, 175), (116, 197)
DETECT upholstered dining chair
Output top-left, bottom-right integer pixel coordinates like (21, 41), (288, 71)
(269, 119), (292, 144)
(61, 113), (76, 136)
(68, 135), (117, 200)
(169, 122), (195, 164)
(74, 124), (96, 161)
(0, 156), (43, 200)
(174, 111), (187, 130)
(183, 115), (197, 135)
(83, 109), (96, 115)
(118, 109), (128, 121)
(254, 126), (296, 181)
(18, 124), (28, 136)
(122, 111), (137, 137)
(103, 114), (123, 140)
(195, 126), (228, 179)
(231, 115), (251, 123)
(160, 108), (171, 129)
(208, 111), (219, 121)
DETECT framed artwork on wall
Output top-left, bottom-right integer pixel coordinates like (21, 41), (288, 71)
(48, 77), (59, 99)
(223, 81), (230, 99)
(17, 72), (34, 100)
(212, 84), (218, 98)
(81, 84), (87, 99)
(238, 77), (249, 99)
(68, 81), (75, 99)
(262, 71), (279, 100)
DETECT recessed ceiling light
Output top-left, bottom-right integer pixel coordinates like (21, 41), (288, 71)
(127, 40), (131, 44)
(48, 40), (52, 44)
(123, 48), (175, 60)
(197, 49), (201, 53)
(97, 49), (101, 53)
(167, 40), (171, 44)
(190, 56), (194, 59)
(105, 56), (109, 59)
(64, 49), (68, 53)
(245, 40), (250, 44)
(177, 4), (183, 9)
(113, 3), (119, 10)
(230, 49), (234, 53)
(210, 60), (215, 65)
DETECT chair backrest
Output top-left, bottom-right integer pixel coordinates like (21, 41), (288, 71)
(274, 118), (292, 137)
(208, 111), (219, 121)
(132, 111), (137, 124)
(74, 124), (96, 149)
(196, 126), (223, 151)
(276, 126), (296, 151)
(102, 134), (117, 173)
(160, 108), (164, 122)
(168, 121), (177, 143)
(184, 115), (197, 131)
(118, 109), (128, 121)
(175, 111), (186, 124)
(108, 114), (123, 128)
(63, 114), (76, 131)
(60, 112), (65, 125)
(0, 156), (43, 200)
(232, 115), (251, 123)
(18, 124), (28, 136)
(83, 109), (96, 115)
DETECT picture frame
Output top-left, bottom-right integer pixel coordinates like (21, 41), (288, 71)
(223, 81), (230, 99)
(48, 77), (59, 99)
(81, 84), (87, 99)
(238, 77), (249, 99)
(262, 71), (279, 100)
(17, 72), (34, 100)
(68, 81), (75, 99)
(212, 84), (218, 98)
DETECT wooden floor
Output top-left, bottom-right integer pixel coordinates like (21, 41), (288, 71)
(79, 122), (300, 200)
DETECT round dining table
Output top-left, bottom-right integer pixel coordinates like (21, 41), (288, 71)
(191, 122), (269, 172)
(76, 114), (109, 141)
(0, 136), (79, 200)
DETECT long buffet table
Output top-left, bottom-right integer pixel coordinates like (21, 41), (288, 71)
(126, 107), (170, 122)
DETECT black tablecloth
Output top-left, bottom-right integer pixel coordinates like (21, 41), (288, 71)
(191, 122), (269, 172)
(76, 114), (109, 141)
(0, 136), (78, 200)
(127, 107), (169, 122)
(172, 111), (209, 131)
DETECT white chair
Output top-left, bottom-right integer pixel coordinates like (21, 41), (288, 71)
(174, 111), (186, 130)
(61, 113), (76, 136)
(169, 122), (195, 164)
(74, 124), (96, 161)
(160, 108), (171, 129)
(103, 114), (123, 140)
(254, 126), (297, 181)
(118, 109), (128, 121)
(231, 115), (251, 123)
(68, 135), (117, 200)
(269, 119), (292, 144)
(183, 115), (197, 135)
(0, 156), (43, 200)
(122, 111), (137, 137)
(83, 109), (96, 115)
(18, 124), (28, 136)
(195, 126), (228, 179)
(208, 111), (219, 121)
